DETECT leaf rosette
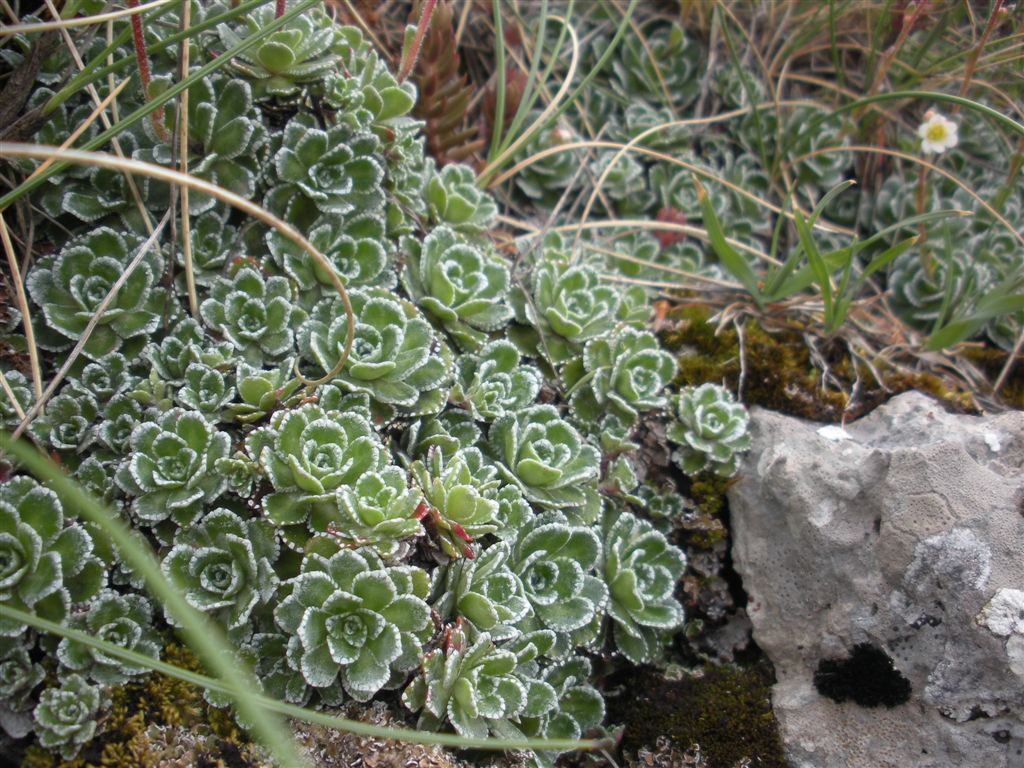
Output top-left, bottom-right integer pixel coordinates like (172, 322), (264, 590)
(274, 549), (432, 701)
(176, 363), (235, 423)
(200, 266), (307, 366)
(432, 541), (531, 639)
(223, 358), (303, 424)
(509, 511), (607, 651)
(0, 478), (105, 636)
(329, 467), (423, 560)
(145, 74), (268, 211)
(32, 674), (103, 760)
(666, 383), (751, 477)
(402, 623), (558, 740)
(57, 591), (161, 684)
(564, 328), (677, 425)
(510, 237), (621, 363)
(298, 289), (453, 417)
(487, 405), (600, 512)
(267, 212), (394, 302)
(0, 636), (45, 713)
(426, 164), (498, 236)
(162, 508), (279, 632)
(114, 408), (230, 528)
(324, 26), (416, 130)
(218, 6), (340, 100)
(265, 114), (385, 228)
(411, 447), (504, 558)
(518, 654), (605, 762)
(602, 506), (686, 664)
(246, 403), (389, 545)
(27, 227), (165, 360)
(450, 341), (541, 423)
(402, 226), (513, 350)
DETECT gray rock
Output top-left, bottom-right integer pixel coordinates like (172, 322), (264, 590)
(728, 392), (1024, 768)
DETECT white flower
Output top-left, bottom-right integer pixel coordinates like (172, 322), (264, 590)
(917, 109), (959, 154)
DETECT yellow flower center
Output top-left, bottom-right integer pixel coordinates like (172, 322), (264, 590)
(926, 123), (948, 142)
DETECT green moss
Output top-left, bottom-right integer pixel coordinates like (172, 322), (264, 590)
(608, 663), (787, 768)
(661, 305), (972, 422)
(23, 643), (266, 768)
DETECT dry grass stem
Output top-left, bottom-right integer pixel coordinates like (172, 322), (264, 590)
(9, 210), (172, 441)
(0, 211), (42, 406)
(177, 0), (198, 318)
(0, 144), (355, 392)
(23, 77), (131, 186)
(0, 0), (173, 36)
(41, 0), (155, 237)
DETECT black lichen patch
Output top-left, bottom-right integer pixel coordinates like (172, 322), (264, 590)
(813, 643), (911, 708)
(606, 663), (787, 768)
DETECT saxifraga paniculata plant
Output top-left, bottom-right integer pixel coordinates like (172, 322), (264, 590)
(1, 3), (731, 762)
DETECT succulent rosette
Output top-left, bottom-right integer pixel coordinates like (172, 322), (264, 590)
(162, 509), (279, 631)
(56, 591), (162, 684)
(200, 267), (307, 365)
(666, 383), (752, 477)
(487, 405), (601, 513)
(602, 506), (687, 664)
(330, 467), (424, 560)
(27, 227), (165, 360)
(114, 408), (230, 528)
(432, 541), (531, 639)
(32, 675), (103, 760)
(509, 511), (608, 654)
(401, 226), (513, 349)
(219, 5), (340, 100)
(246, 403), (389, 546)
(265, 113), (384, 228)
(450, 340), (541, 421)
(274, 549), (432, 701)
(402, 622), (558, 739)
(564, 328), (677, 425)
(298, 289), (453, 417)
(426, 163), (498, 236)
(411, 447), (504, 558)
(0, 478), (105, 636)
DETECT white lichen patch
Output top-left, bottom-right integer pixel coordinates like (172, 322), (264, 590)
(976, 588), (1024, 637)
(817, 425), (851, 442)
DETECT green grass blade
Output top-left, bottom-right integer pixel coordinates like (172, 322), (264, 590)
(43, 0), (276, 117)
(854, 235), (917, 291)
(0, 433), (310, 768)
(793, 209), (835, 325)
(541, 0), (636, 130)
(1, 605), (603, 753)
(694, 174), (763, 306)
(810, 179), (856, 225)
(498, 0), (551, 157)
(487, 0), (507, 163)
(767, 247), (852, 301)
(718, 8), (769, 173)
(851, 209), (968, 254)
(926, 293), (1024, 350)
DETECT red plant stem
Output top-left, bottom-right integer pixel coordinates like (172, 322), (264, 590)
(126, 0), (168, 141)
(397, 0), (437, 84)
(275, 0), (287, 18)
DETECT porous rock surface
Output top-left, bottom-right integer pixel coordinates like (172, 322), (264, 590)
(728, 392), (1024, 768)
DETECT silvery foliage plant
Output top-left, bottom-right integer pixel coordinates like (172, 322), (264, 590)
(0, 4), (750, 762)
